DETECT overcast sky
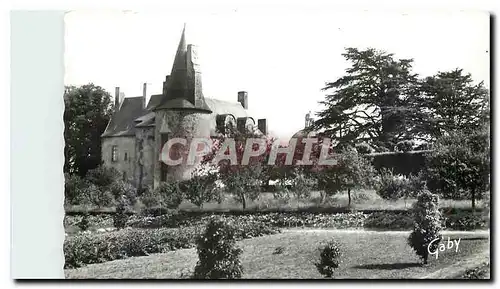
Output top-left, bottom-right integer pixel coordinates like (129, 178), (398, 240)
(64, 8), (489, 139)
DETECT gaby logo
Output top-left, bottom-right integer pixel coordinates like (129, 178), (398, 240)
(428, 237), (461, 260)
(160, 137), (338, 166)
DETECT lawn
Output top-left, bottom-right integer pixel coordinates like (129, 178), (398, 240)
(65, 229), (489, 279)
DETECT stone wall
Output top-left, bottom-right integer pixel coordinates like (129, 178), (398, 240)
(101, 136), (137, 185)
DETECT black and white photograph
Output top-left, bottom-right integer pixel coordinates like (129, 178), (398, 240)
(11, 5), (491, 280)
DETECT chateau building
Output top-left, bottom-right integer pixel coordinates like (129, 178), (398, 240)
(101, 25), (268, 190)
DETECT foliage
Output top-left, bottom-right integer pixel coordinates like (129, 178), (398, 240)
(113, 196), (129, 230)
(418, 69), (489, 140)
(222, 164), (263, 210)
(153, 181), (185, 210)
(64, 173), (89, 205)
(86, 166), (121, 190)
(64, 227), (197, 269)
(315, 240), (342, 278)
(65, 216), (280, 269)
(355, 142), (374, 154)
(395, 140), (414, 152)
(287, 168), (315, 203)
(425, 128), (490, 209)
(128, 212), (367, 230)
(78, 213), (90, 231)
(363, 212), (414, 230)
(376, 169), (408, 200)
(181, 164), (220, 208)
(443, 212), (488, 231)
(312, 48), (421, 148)
(408, 190), (442, 264)
(193, 217), (243, 279)
(64, 84), (114, 177)
(108, 180), (137, 205)
(316, 148), (376, 207)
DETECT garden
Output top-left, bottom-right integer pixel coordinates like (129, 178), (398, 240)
(63, 48), (490, 280)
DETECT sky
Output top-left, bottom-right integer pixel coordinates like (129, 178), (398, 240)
(64, 7), (490, 139)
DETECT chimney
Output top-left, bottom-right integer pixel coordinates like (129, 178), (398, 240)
(238, 91), (248, 109)
(258, 119), (268, 135)
(114, 87), (120, 109)
(142, 83), (147, 108)
(119, 92), (125, 105)
(162, 75), (170, 95)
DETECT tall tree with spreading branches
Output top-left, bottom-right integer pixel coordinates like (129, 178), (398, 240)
(312, 48), (422, 150)
(64, 84), (114, 177)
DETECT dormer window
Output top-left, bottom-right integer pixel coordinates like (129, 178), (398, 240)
(111, 146), (118, 162)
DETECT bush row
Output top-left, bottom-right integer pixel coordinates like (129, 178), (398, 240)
(363, 211), (489, 231)
(64, 217), (280, 269)
(126, 210), (487, 231)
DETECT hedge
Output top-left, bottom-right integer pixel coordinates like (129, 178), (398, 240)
(64, 216), (280, 269)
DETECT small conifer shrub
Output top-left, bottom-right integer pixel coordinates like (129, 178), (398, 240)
(193, 216), (243, 279)
(408, 189), (442, 264)
(315, 239), (342, 278)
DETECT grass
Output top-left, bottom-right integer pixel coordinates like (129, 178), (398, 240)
(65, 229), (489, 279)
(65, 189), (483, 214)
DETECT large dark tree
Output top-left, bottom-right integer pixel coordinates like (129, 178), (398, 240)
(64, 84), (114, 177)
(312, 48), (421, 150)
(417, 69), (489, 140)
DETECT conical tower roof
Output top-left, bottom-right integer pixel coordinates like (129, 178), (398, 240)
(154, 24), (212, 113)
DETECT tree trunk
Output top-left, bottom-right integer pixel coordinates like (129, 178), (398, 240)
(241, 194), (246, 210)
(348, 188), (352, 208)
(472, 190), (476, 212)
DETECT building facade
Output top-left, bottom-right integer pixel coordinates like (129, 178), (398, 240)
(101, 26), (268, 190)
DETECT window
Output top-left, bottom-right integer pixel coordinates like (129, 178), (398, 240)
(124, 152), (128, 161)
(111, 146), (118, 162)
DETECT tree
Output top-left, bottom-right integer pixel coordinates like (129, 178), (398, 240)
(181, 164), (220, 208)
(202, 128), (273, 210)
(426, 127), (490, 210)
(316, 147), (376, 207)
(64, 84), (114, 177)
(418, 69), (489, 140)
(312, 48), (421, 149)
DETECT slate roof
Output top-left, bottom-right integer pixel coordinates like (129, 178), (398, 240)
(101, 95), (251, 138)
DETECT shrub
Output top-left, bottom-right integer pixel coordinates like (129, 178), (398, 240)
(355, 142), (374, 154)
(315, 240), (342, 278)
(86, 185), (115, 208)
(64, 227), (198, 269)
(113, 196), (129, 230)
(376, 168), (407, 200)
(443, 212), (488, 231)
(64, 174), (87, 205)
(408, 189), (442, 264)
(288, 168), (314, 203)
(109, 181), (137, 205)
(78, 213), (90, 231)
(154, 181), (184, 209)
(86, 166), (121, 190)
(139, 187), (162, 209)
(193, 217), (243, 279)
(395, 140), (415, 152)
(363, 212), (414, 230)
